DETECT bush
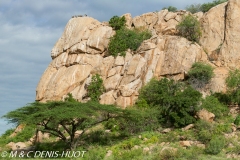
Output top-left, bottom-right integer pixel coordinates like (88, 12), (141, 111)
(186, 4), (202, 14)
(87, 74), (105, 101)
(176, 14), (202, 42)
(108, 28), (151, 57)
(201, 95), (229, 119)
(212, 92), (231, 105)
(109, 15), (126, 30)
(234, 115), (240, 125)
(162, 6), (178, 12)
(225, 69), (240, 104)
(205, 136), (225, 155)
(195, 120), (214, 143)
(226, 69), (240, 90)
(188, 62), (214, 87)
(138, 78), (202, 127)
(200, 0), (228, 13)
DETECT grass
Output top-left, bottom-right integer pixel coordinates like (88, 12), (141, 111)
(0, 114), (239, 160)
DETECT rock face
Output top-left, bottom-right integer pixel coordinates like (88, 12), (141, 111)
(200, 2), (227, 54)
(219, 0), (240, 69)
(200, 0), (240, 69)
(36, 0), (239, 107)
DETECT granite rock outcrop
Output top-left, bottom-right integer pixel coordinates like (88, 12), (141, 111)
(36, 0), (240, 108)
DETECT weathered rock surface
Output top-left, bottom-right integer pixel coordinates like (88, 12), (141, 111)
(200, 2), (227, 54)
(36, 1), (240, 107)
(219, 0), (240, 69)
(196, 109), (215, 122)
(51, 17), (113, 58)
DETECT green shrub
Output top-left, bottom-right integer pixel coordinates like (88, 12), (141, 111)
(212, 92), (231, 105)
(195, 120), (214, 143)
(104, 118), (120, 132)
(64, 93), (77, 102)
(201, 95), (229, 119)
(188, 62), (214, 86)
(198, 130), (213, 143)
(87, 74), (105, 101)
(109, 15), (126, 30)
(162, 6), (178, 12)
(213, 123), (232, 134)
(139, 78), (202, 127)
(234, 115), (240, 125)
(186, 4), (202, 14)
(200, 0), (228, 13)
(176, 14), (202, 42)
(135, 98), (149, 108)
(108, 28), (151, 57)
(226, 69), (240, 90)
(205, 136), (225, 155)
(225, 69), (240, 104)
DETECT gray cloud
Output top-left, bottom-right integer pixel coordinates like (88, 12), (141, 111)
(0, 0), (216, 135)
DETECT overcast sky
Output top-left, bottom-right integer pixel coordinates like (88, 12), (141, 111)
(0, 0), (215, 135)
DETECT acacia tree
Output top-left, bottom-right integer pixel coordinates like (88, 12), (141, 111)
(3, 100), (141, 150)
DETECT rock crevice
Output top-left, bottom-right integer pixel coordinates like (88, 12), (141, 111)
(36, 0), (239, 107)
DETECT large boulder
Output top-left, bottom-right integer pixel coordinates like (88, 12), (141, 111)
(220, 0), (240, 69)
(196, 109), (215, 122)
(200, 2), (227, 54)
(51, 17), (113, 58)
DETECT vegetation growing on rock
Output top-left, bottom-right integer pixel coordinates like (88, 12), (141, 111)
(3, 0), (240, 159)
(109, 16), (126, 30)
(188, 62), (214, 87)
(200, 0), (228, 13)
(176, 14), (202, 42)
(138, 78), (202, 127)
(87, 74), (105, 102)
(108, 16), (152, 57)
(162, 6), (178, 12)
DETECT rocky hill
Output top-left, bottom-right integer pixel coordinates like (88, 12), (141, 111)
(36, 0), (239, 108)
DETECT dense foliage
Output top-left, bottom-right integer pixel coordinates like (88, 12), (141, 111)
(226, 69), (240, 104)
(213, 69), (240, 105)
(205, 136), (226, 155)
(188, 62), (214, 87)
(162, 6), (178, 12)
(201, 95), (229, 119)
(138, 78), (202, 127)
(87, 74), (105, 101)
(109, 16), (126, 30)
(226, 69), (240, 91)
(108, 27), (151, 57)
(176, 14), (202, 42)
(185, 0), (228, 13)
(3, 101), (143, 150)
(200, 0), (228, 13)
(234, 115), (240, 125)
